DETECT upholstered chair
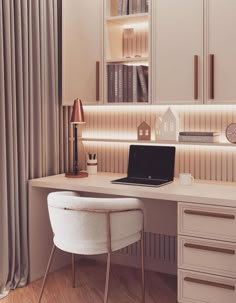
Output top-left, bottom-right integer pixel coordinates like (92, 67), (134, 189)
(38, 191), (145, 303)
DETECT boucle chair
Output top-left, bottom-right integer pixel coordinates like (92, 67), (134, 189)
(38, 191), (145, 303)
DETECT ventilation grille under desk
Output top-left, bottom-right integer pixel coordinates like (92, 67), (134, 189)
(118, 232), (176, 263)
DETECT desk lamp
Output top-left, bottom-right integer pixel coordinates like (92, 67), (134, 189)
(65, 99), (88, 178)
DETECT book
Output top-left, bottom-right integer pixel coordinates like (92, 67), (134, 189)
(145, 0), (149, 12)
(137, 0), (142, 14)
(118, 0), (123, 15)
(179, 135), (220, 143)
(127, 65), (133, 102)
(123, 65), (128, 102)
(123, 28), (134, 58)
(132, 0), (137, 14)
(135, 27), (141, 57)
(141, 0), (146, 13)
(122, 28), (128, 58)
(114, 64), (119, 102)
(132, 65), (138, 102)
(141, 26), (146, 56)
(107, 64), (115, 102)
(128, 0), (133, 14)
(137, 65), (148, 102)
(122, 0), (128, 15)
(118, 64), (124, 102)
(179, 131), (220, 136)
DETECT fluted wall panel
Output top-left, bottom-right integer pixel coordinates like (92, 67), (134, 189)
(80, 105), (236, 182)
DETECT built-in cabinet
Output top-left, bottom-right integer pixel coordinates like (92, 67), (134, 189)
(104, 0), (150, 104)
(152, 0), (204, 104)
(62, 0), (236, 105)
(205, 0), (236, 104)
(62, 0), (103, 105)
(178, 202), (236, 303)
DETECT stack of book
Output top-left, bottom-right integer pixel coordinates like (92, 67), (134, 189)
(107, 64), (148, 103)
(123, 26), (148, 58)
(179, 131), (220, 143)
(117, 0), (149, 16)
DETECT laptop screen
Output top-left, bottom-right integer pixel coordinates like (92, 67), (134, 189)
(127, 145), (176, 181)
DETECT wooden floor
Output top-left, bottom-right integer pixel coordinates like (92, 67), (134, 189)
(1, 259), (177, 303)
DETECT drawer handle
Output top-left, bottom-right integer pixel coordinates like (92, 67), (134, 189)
(184, 277), (235, 291)
(184, 209), (235, 220)
(184, 243), (235, 255)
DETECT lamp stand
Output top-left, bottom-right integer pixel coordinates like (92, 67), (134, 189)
(65, 124), (88, 178)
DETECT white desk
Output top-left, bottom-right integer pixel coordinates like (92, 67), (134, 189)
(29, 173), (236, 303)
(29, 172), (236, 207)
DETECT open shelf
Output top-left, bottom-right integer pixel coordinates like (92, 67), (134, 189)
(81, 138), (234, 147)
(106, 13), (148, 25)
(106, 56), (148, 64)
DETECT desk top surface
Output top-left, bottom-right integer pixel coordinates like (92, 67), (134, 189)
(29, 173), (236, 208)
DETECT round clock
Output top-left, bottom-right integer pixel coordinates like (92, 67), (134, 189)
(226, 123), (236, 143)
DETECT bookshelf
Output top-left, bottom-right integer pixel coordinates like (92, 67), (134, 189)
(104, 0), (150, 104)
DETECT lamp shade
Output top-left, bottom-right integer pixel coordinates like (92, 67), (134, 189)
(70, 99), (85, 124)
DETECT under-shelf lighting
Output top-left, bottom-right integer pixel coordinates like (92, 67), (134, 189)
(84, 104), (236, 112)
(82, 138), (236, 150)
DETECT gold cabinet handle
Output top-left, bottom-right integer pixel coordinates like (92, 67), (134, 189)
(184, 277), (235, 291)
(194, 55), (198, 100)
(184, 209), (235, 220)
(184, 243), (235, 255)
(209, 54), (214, 99)
(96, 61), (100, 101)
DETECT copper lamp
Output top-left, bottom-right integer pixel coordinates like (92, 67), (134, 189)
(65, 99), (88, 178)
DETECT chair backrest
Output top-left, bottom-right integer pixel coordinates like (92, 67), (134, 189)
(47, 191), (144, 255)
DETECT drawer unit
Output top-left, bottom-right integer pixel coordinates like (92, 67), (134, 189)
(178, 202), (236, 242)
(178, 269), (236, 303)
(178, 235), (236, 278)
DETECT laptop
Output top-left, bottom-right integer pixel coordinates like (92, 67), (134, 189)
(111, 145), (176, 187)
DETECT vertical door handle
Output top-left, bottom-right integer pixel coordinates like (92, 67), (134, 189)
(209, 54), (214, 99)
(194, 55), (198, 100)
(96, 61), (100, 102)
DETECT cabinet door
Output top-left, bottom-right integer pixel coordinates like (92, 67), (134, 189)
(152, 0), (203, 104)
(205, 0), (236, 104)
(62, 0), (103, 105)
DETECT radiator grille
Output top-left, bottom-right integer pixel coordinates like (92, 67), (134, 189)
(118, 232), (176, 262)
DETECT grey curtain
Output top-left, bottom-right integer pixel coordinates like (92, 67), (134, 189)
(0, 0), (70, 297)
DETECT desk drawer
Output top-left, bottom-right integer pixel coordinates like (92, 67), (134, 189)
(178, 202), (236, 242)
(178, 269), (236, 303)
(178, 236), (236, 278)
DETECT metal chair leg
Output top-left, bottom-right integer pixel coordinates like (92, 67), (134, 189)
(141, 230), (145, 303)
(104, 252), (111, 303)
(38, 244), (56, 303)
(72, 253), (76, 288)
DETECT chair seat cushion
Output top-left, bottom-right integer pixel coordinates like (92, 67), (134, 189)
(54, 232), (141, 255)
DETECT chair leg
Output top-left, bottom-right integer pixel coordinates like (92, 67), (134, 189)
(37, 244), (56, 303)
(72, 253), (76, 288)
(104, 252), (111, 303)
(141, 230), (145, 303)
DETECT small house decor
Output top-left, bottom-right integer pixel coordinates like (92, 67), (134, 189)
(155, 107), (179, 141)
(137, 121), (151, 141)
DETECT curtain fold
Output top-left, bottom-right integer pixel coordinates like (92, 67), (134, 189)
(0, 0), (70, 297)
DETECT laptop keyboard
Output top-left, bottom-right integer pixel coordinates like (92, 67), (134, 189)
(112, 177), (170, 187)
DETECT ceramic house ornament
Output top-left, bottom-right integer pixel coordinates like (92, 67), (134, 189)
(137, 121), (151, 141)
(155, 107), (179, 141)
